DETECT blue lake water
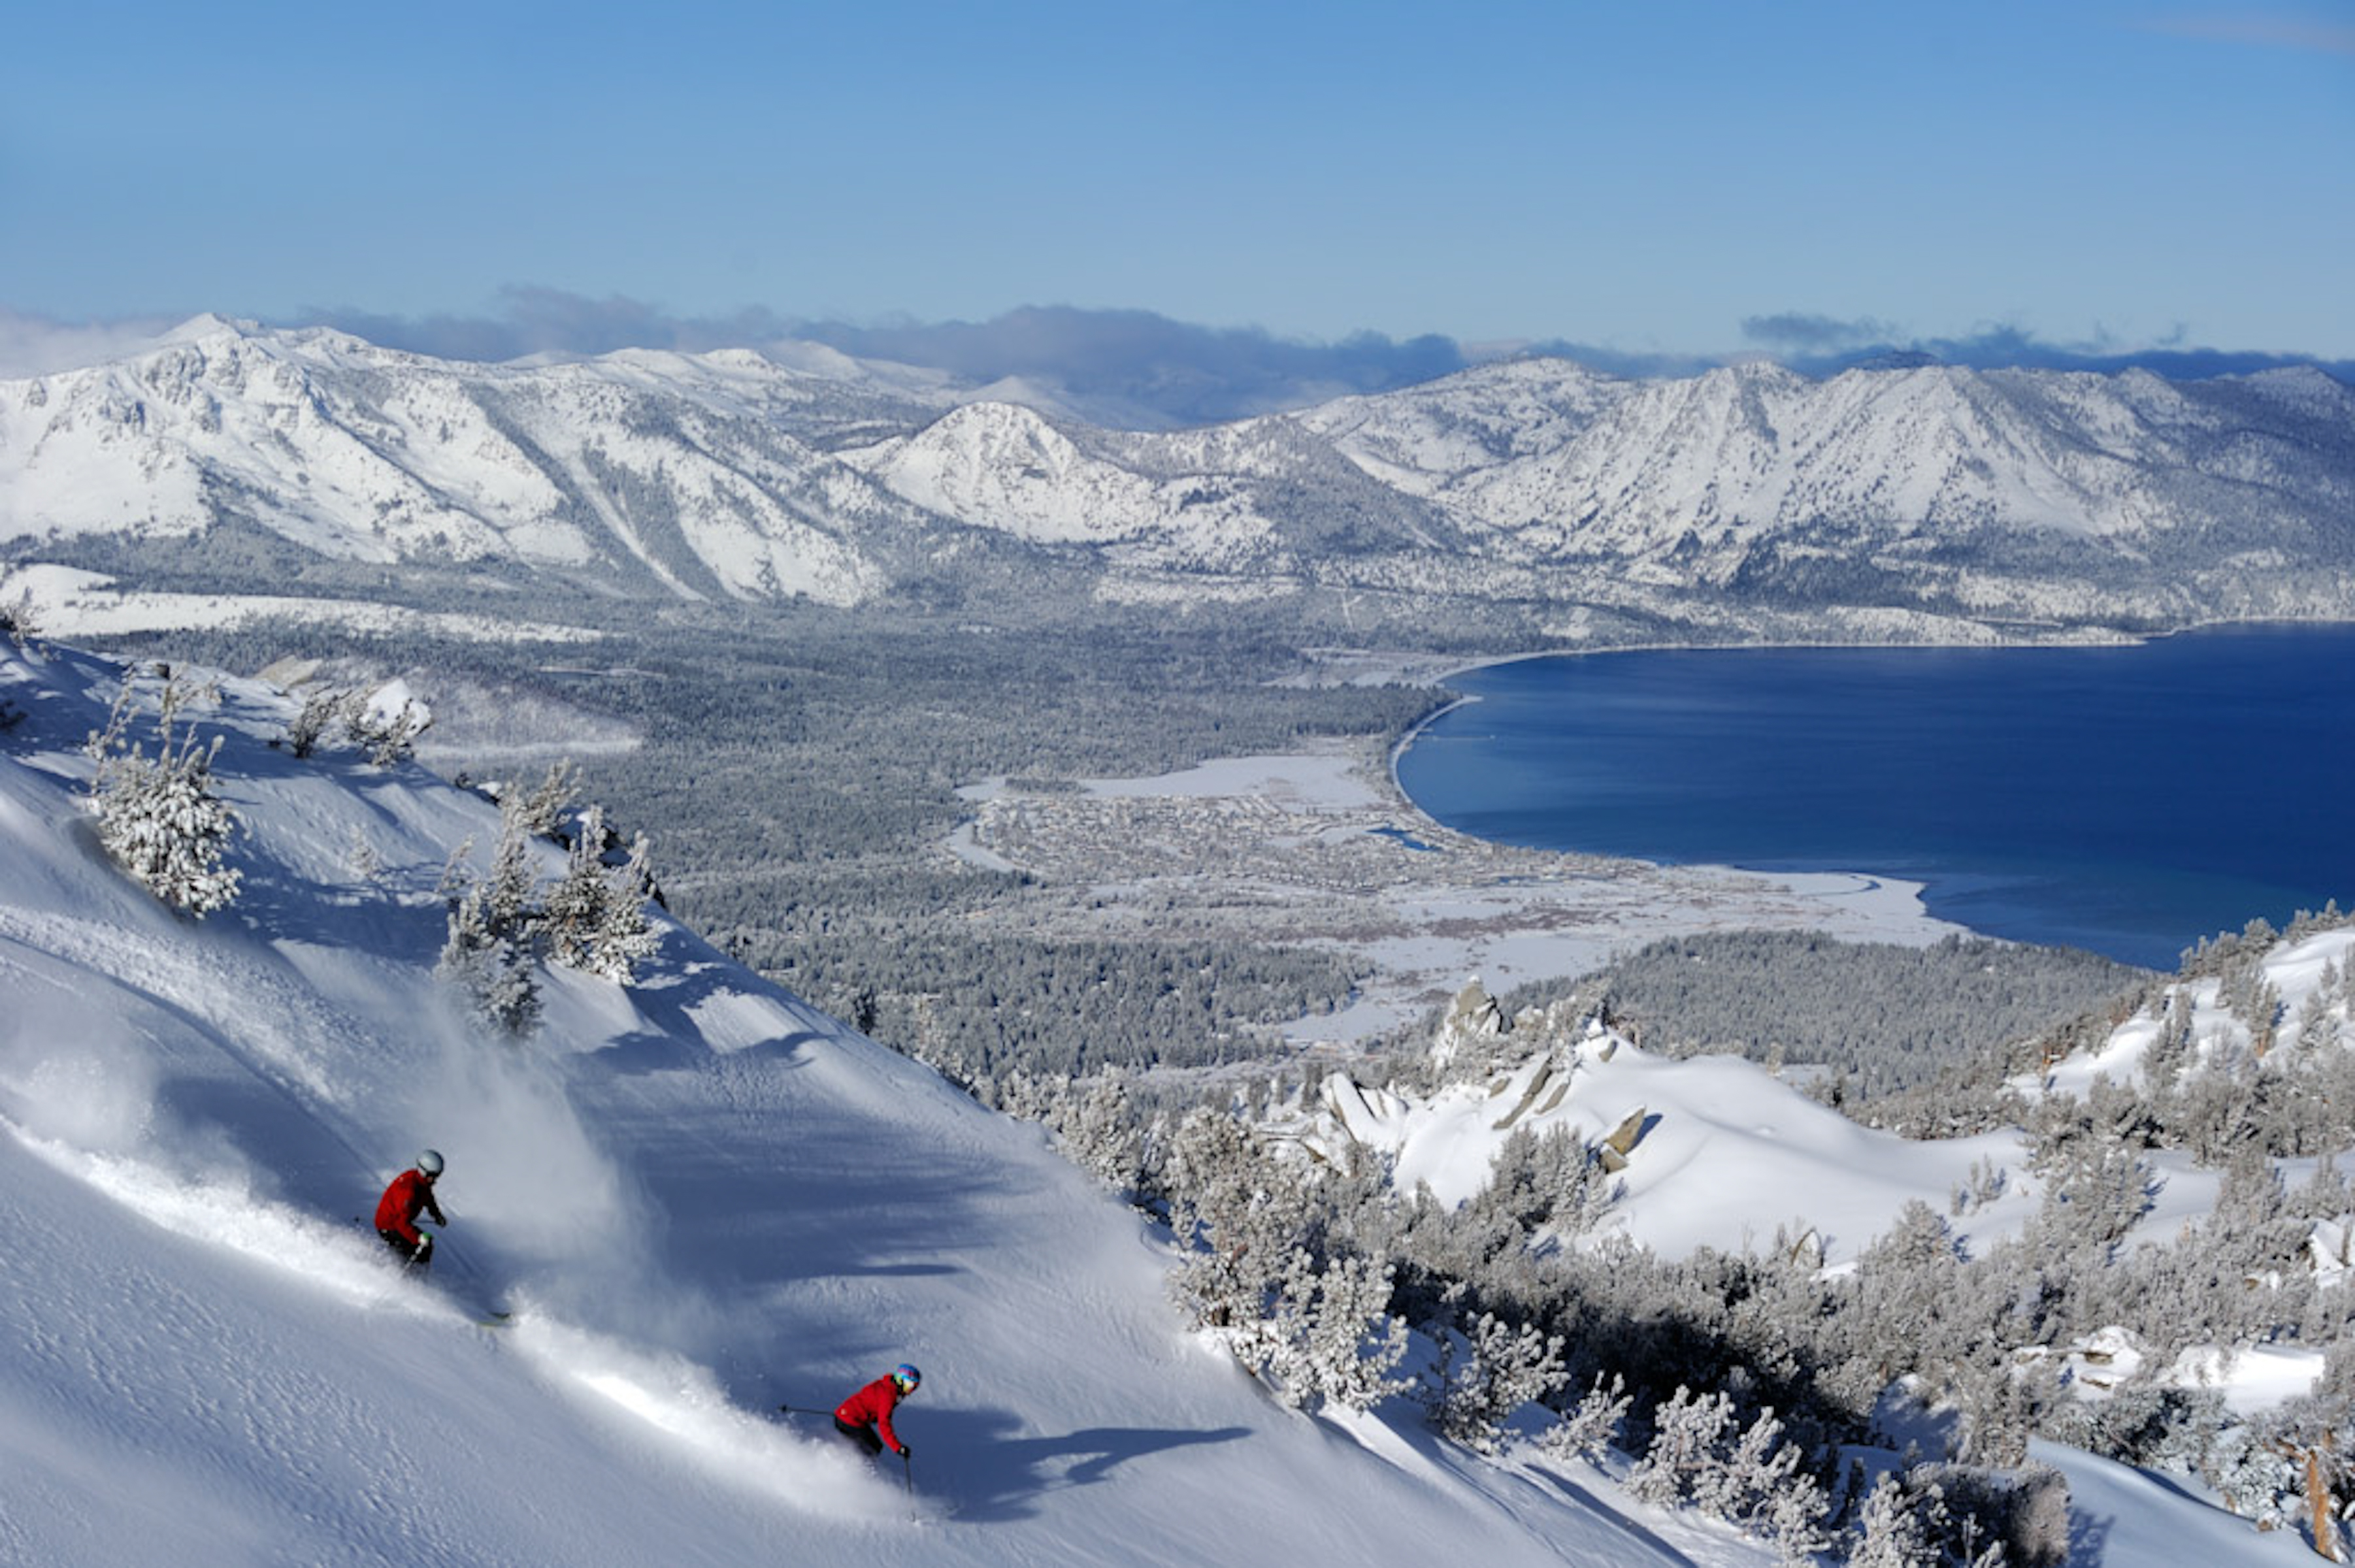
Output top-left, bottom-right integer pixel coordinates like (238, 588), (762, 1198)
(1394, 626), (2355, 970)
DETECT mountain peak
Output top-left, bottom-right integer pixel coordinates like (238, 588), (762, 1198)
(159, 312), (259, 346)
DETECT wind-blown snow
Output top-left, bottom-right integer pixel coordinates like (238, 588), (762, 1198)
(0, 641), (2311, 1564)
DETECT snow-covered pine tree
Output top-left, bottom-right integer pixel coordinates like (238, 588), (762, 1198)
(1625, 1383), (1736, 1507)
(511, 759), (582, 840)
(1947, 1344), (2049, 1468)
(1476, 1120), (1616, 1235)
(1165, 1107), (1306, 1337)
(1427, 1311), (1567, 1453)
(1763, 1471), (1836, 1568)
(1694, 1404), (1818, 1537)
(542, 804), (612, 973)
(544, 806), (660, 986)
(1850, 1198), (1964, 1386)
(435, 798), (544, 1037)
(593, 830), (659, 983)
(436, 885), (542, 1038)
(2200, 1419), (2297, 1533)
(1053, 1070), (1145, 1195)
(1545, 1371), (1632, 1465)
(482, 797), (540, 943)
(84, 675), (242, 919)
(1847, 1472), (1936, 1568)
(1250, 1250), (1411, 1414)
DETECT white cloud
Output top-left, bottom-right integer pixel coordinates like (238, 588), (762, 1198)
(0, 310), (185, 379)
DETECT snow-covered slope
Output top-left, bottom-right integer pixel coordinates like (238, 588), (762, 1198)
(0, 318), (972, 606)
(0, 638), (2324, 1563)
(0, 640), (1774, 1567)
(1274, 1021), (2036, 1262)
(1293, 357), (2355, 559)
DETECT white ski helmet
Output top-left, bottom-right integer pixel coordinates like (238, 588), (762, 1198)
(416, 1149), (445, 1177)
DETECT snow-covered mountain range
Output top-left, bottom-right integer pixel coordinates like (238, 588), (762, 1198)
(0, 636), (2331, 1564)
(3, 317), (2348, 631)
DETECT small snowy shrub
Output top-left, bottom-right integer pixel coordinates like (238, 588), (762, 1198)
(1, 585), (39, 651)
(284, 687), (346, 760)
(340, 687), (430, 767)
(84, 677), (242, 919)
(344, 824), (382, 887)
(1954, 1463), (2069, 1568)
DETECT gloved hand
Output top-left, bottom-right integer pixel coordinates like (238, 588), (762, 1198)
(414, 1233), (435, 1260)
(895, 1445), (912, 1460)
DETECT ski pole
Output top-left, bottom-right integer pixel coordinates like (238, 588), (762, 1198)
(429, 1206), (486, 1281)
(902, 1450), (916, 1518)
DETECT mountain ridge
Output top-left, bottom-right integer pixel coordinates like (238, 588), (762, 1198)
(3, 318), (2351, 634)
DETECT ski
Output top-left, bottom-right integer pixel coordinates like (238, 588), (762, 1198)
(353, 1214), (506, 1325)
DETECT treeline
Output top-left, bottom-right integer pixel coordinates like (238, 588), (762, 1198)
(772, 930), (1359, 1081)
(1494, 929), (2150, 1099)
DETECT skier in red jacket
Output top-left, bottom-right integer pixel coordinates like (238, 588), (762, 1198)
(834, 1364), (921, 1460)
(375, 1149), (448, 1271)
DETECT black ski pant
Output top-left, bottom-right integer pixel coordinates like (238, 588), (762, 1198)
(379, 1228), (430, 1273)
(834, 1416), (883, 1458)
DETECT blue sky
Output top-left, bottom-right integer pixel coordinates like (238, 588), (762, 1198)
(2, 1), (2350, 378)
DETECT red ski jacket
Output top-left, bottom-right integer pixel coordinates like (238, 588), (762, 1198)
(834, 1376), (908, 1455)
(374, 1169), (446, 1245)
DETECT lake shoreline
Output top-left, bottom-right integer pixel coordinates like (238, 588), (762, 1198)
(1380, 625), (2355, 972)
(951, 737), (1970, 1051)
